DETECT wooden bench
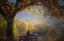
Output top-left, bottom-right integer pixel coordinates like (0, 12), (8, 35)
(19, 34), (37, 41)
(19, 36), (26, 41)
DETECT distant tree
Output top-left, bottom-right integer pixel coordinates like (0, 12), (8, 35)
(47, 28), (59, 38)
(18, 20), (28, 32)
(17, 20), (35, 34)
(34, 21), (59, 37)
(13, 19), (20, 37)
(28, 22), (35, 31)
(57, 24), (64, 41)
(0, 0), (64, 41)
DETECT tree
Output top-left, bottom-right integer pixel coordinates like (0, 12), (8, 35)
(0, 0), (32, 41)
(17, 20), (35, 35)
(18, 20), (28, 32)
(0, 0), (64, 41)
(13, 19), (20, 37)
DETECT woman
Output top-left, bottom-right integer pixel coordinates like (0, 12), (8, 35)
(26, 30), (31, 35)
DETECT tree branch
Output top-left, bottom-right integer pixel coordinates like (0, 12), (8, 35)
(18, 2), (33, 11)
(10, 1), (20, 19)
(11, 0), (34, 19)
(4, 4), (12, 15)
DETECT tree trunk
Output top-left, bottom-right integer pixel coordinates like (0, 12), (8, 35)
(6, 19), (14, 41)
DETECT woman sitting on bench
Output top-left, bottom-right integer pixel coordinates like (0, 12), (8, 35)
(26, 30), (31, 35)
(25, 30), (37, 41)
(26, 30), (37, 36)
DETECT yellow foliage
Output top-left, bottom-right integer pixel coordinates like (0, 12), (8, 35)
(16, 20), (36, 33)
(13, 20), (20, 37)
(28, 22), (35, 30)
(18, 20), (28, 32)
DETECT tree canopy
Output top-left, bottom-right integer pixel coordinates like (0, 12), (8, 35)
(0, 0), (64, 20)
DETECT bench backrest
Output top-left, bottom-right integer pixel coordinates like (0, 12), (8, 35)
(19, 35), (37, 41)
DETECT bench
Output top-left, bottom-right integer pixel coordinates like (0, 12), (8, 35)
(19, 36), (26, 41)
(19, 34), (37, 41)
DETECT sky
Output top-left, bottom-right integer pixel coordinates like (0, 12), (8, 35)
(15, 8), (64, 28)
(8, 0), (64, 5)
(59, 0), (64, 5)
